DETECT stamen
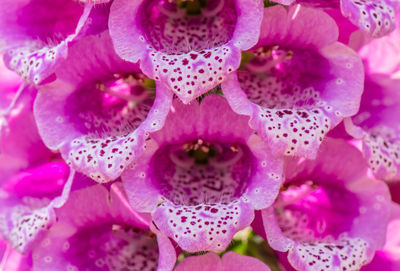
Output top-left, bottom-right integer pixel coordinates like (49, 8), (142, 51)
(96, 74), (155, 106)
(183, 139), (216, 164)
(247, 46), (294, 73)
(276, 181), (319, 208)
(210, 144), (243, 168)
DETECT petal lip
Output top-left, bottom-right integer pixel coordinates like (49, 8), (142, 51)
(345, 36), (400, 181)
(222, 6), (364, 159)
(34, 30), (173, 183)
(35, 80), (173, 183)
(261, 138), (391, 271)
(0, 168), (76, 253)
(30, 183), (175, 271)
(1, 1), (94, 85)
(109, 0), (264, 103)
(122, 95), (283, 252)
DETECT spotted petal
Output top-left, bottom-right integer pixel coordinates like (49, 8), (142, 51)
(345, 75), (400, 181)
(272, 0), (400, 37)
(34, 30), (173, 183)
(0, 165), (76, 253)
(109, 0), (264, 103)
(261, 138), (391, 271)
(223, 5), (363, 159)
(0, 0), (94, 84)
(122, 95), (283, 252)
(32, 184), (175, 271)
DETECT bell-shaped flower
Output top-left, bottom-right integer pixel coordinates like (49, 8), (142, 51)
(222, 5), (363, 159)
(344, 75), (400, 181)
(0, 0), (95, 84)
(0, 71), (74, 253)
(31, 183), (176, 271)
(260, 138), (391, 271)
(0, 161), (76, 253)
(122, 95), (283, 252)
(34, 21), (173, 183)
(109, 0), (264, 103)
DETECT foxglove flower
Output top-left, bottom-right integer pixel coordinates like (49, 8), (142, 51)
(0, 0), (93, 84)
(122, 95), (283, 252)
(344, 19), (400, 181)
(34, 28), (172, 183)
(0, 160), (74, 253)
(175, 251), (271, 271)
(261, 138), (391, 271)
(0, 70), (73, 253)
(272, 0), (400, 37)
(0, 57), (50, 183)
(222, 5), (363, 159)
(109, 0), (264, 103)
(273, 203), (400, 271)
(31, 183), (176, 271)
(344, 75), (400, 181)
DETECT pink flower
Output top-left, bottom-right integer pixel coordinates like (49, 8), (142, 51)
(222, 5), (364, 159)
(260, 138), (391, 271)
(0, 0), (93, 84)
(34, 17), (173, 183)
(122, 95), (283, 252)
(31, 183), (176, 271)
(109, 0), (264, 103)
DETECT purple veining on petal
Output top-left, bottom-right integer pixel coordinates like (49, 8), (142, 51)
(261, 138), (391, 271)
(109, 0), (264, 103)
(122, 95), (283, 252)
(223, 5), (363, 159)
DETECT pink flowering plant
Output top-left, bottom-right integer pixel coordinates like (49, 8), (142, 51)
(0, 0), (400, 270)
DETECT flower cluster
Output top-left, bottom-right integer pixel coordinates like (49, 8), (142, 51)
(0, 0), (400, 270)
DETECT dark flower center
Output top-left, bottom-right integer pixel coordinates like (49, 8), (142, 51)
(150, 140), (254, 205)
(138, 0), (238, 54)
